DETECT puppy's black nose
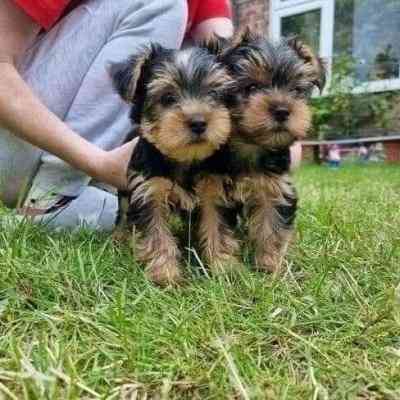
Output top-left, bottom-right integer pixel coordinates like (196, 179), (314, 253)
(188, 116), (207, 135)
(271, 106), (290, 123)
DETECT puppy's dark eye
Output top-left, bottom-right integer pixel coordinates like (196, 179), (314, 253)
(161, 93), (177, 107)
(294, 86), (305, 96)
(245, 83), (259, 95)
(209, 90), (220, 100)
(225, 93), (238, 107)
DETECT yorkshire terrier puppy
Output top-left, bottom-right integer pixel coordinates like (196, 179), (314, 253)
(197, 31), (326, 273)
(111, 44), (234, 285)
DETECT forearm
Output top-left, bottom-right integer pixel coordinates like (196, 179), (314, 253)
(0, 0), (120, 187)
(0, 63), (107, 182)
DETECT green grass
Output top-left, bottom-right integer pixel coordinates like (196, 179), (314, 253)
(0, 164), (399, 399)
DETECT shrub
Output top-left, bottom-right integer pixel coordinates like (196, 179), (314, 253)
(310, 56), (395, 139)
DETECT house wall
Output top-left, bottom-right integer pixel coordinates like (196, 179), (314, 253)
(384, 141), (400, 163)
(232, 0), (270, 35)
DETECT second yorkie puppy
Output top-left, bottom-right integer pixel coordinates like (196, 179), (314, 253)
(111, 44), (234, 286)
(196, 31), (326, 274)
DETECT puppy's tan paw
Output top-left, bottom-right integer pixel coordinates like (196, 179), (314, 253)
(254, 253), (283, 275)
(112, 229), (130, 244)
(145, 258), (183, 286)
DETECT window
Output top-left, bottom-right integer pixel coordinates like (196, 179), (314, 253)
(270, 0), (400, 93)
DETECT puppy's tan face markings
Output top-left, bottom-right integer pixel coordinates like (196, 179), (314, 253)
(233, 60), (312, 148)
(141, 104), (231, 163)
(236, 87), (311, 148)
(226, 37), (326, 149)
(141, 49), (234, 163)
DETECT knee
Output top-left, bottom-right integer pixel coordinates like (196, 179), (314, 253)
(116, 0), (187, 48)
(144, 0), (187, 22)
(145, 0), (188, 47)
(160, 0), (187, 19)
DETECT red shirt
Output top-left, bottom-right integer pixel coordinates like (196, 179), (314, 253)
(13, 0), (231, 36)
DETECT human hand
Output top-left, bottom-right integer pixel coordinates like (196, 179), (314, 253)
(92, 138), (138, 190)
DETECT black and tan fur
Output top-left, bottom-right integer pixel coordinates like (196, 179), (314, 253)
(196, 31), (326, 273)
(111, 44), (235, 285)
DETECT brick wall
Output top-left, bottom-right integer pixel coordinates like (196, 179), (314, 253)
(384, 141), (400, 163)
(232, 0), (270, 35)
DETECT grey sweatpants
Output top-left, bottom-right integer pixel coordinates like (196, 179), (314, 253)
(0, 0), (187, 230)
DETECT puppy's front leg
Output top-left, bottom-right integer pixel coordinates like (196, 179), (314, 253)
(113, 138), (140, 243)
(196, 177), (240, 274)
(112, 190), (131, 243)
(247, 176), (297, 274)
(128, 176), (182, 286)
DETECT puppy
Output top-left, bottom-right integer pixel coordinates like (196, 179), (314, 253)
(111, 44), (234, 285)
(197, 31), (326, 273)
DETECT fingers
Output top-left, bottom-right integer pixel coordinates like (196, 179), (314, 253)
(104, 138), (138, 190)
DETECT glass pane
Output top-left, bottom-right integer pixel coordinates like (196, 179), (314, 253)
(334, 0), (400, 82)
(281, 9), (321, 54)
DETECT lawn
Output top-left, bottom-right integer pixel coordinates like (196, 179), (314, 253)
(0, 164), (399, 399)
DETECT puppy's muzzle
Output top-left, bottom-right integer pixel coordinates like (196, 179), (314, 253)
(269, 104), (290, 124)
(187, 114), (208, 137)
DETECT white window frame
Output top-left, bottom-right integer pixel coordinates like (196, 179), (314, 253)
(269, 0), (400, 94)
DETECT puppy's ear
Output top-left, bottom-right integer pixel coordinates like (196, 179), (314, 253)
(204, 28), (263, 67)
(109, 54), (146, 104)
(199, 34), (230, 57)
(109, 44), (163, 104)
(287, 37), (327, 92)
(222, 27), (264, 68)
(231, 26), (263, 47)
